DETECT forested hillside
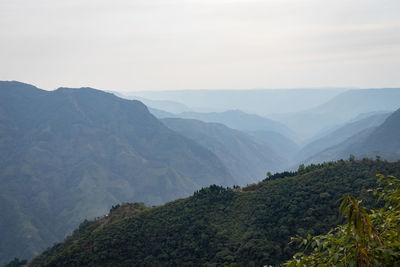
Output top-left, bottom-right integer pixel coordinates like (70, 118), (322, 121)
(0, 81), (235, 264)
(30, 160), (400, 266)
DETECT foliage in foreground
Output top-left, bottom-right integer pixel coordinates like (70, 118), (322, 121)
(286, 174), (400, 266)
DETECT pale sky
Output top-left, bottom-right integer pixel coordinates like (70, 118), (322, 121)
(1, 0), (399, 92)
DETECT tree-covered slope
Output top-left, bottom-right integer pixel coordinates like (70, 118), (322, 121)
(162, 118), (289, 184)
(0, 81), (235, 264)
(30, 160), (400, 266)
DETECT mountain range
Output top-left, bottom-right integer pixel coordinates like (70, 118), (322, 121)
(177, 110), (294, 138)
(1, 81), (400, 265)
(297, 112), (391, 162)
(273, 88), (400, 138)
(0, 81), (235, 264)
(247, 130), (300, 161)
(150, 109), (297, 143)
(131, 88), (344, 115)
(304, 107), (400, 164)
(162, 118), (289, 184)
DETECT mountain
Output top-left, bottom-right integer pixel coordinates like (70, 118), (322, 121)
(306, 88), (400, 117)
(175, 110), (296, 141)
(359, 107), (400, 153)
(132, 88), (344, 115)
(162, 118), (289, 184)
(247, 130), (299, 160)
(296, 112), (390, 162)
(30, 160), (400, 266)
(302, 110), (390, 145)
(273, 88), (400, 139)
(0, 81), (235, 264)
(304, 107), (400, 164)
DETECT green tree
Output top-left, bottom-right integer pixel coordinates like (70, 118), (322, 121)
(285, 174), (400, 266)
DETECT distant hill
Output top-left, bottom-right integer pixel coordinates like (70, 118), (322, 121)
(30, 160), (400, 266)
(307, 88), (400, 117)
(132, 88), (344, 115)
(175, 110), (296, 141)
(347, 107), (400, 159)
(297, 112), (390, 162)
(274, 88), (400, 139)
(304, 107), (400, 164)
(149, 108), (299, 150)
(114, 92), (192, 114)
(247, 130), (299, 160)
(162, 118), (289, 184)
(0, 81), (235, 264)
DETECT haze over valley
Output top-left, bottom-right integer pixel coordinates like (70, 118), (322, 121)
(1, 81), (399, 265)
(1, 0), (400, 265)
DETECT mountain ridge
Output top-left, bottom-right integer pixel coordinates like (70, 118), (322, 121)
(303, 107), (400, 164)
(0, 81), (235, 264)
(176, 109), (296, 141)
(162, 118), (289, 184)
(272, 88), (400, 138)
(296, 112), (390, 162)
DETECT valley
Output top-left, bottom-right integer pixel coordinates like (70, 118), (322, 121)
(1, 81), (399, 265)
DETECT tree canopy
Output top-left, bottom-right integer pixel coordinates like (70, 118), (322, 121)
(286, 174), (400, 266)
(29, 160), (400, 266)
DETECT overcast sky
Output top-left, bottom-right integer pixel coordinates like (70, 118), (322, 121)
(1, 0), (399, 92)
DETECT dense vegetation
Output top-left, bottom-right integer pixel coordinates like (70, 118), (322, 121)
(286, 174), (400, 266)
(0, 81), (235, 264)
(30, 160), (400, 266)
